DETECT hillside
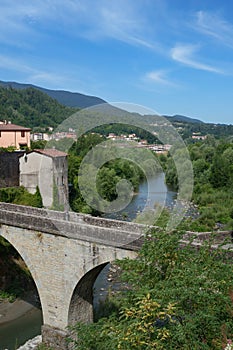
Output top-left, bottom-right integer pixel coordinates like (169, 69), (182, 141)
(0, 86), (76, 129)
(165, 114), (204, 124)
(0, 80), (106, 108)
(0, 81), (232, 139)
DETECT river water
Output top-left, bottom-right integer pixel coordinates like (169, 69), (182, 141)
(103, 172), (176, 221)
(0, 171), (176, 350)
(0, 308), (42, 350)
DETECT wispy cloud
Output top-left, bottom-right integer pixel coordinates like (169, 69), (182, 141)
(0, 0), (159, 50)
(195, 11), (233, 49)
(80, 0), (156, 49)
(144, 69), (177, 86)
(0, 55), (32, 74)
(170, 44), (223, 74)
(0, 54), (72, 88)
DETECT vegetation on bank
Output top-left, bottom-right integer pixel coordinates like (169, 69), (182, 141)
(163, 136), (233, 231)
(69, 228), (233, 349)
(67, 133), (159, 215)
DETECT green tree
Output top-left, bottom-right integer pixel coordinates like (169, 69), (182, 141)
(70, 229), (233, 349)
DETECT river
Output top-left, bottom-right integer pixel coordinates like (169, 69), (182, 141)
(103, 172), (176, 221)
(0, 171), (176, 350)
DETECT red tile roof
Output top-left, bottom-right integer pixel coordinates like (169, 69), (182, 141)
(0, 123), (31, 131)
(33, 149), (67, 158)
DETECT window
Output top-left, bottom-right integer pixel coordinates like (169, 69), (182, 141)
(21, 131), (25, 137)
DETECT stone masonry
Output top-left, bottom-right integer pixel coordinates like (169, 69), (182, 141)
(0, 203), (143, 349)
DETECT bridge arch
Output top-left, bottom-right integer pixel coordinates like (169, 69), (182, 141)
(68, 262), (108, 326)
(0, 235), (43, 334)
(0, 230), (44, 318)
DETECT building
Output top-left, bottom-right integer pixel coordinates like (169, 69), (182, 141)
(19, 149), (68, 209)
(0, 121), (31, 149)
(0, 151), (25, 187)
(31, 132), (51, 142)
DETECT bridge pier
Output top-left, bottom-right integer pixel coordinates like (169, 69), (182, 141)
(42, 325), (70, 350)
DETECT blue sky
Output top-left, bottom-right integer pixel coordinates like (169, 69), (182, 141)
(1, 0), (233, 124)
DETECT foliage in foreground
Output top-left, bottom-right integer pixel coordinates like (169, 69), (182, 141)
(0, 186), (43, 207)
(69, 229), (233, 349)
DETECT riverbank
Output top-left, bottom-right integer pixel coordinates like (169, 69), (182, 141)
(0, 293), (38, 326)
(16, 335), (42, 350)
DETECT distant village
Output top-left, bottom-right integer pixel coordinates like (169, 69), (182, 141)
(0, 119), (207, 210)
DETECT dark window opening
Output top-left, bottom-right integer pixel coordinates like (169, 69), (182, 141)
(19, 143), (27, 150)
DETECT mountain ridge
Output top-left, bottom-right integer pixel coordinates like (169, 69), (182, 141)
(164, 114), (204, 124)
(0, 80), (205, 124)
(0, 80), (106, 108)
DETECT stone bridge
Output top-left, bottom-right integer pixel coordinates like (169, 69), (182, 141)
(0, 203), (146, 349)
(0, 203), (232, 349)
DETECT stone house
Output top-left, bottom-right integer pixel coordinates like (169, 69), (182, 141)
(0, 121), (31, 149)
(19, 149), (68, 209)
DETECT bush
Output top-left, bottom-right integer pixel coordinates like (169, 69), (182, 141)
(0, 186), (43, 207)
(69, 229), (233, 349)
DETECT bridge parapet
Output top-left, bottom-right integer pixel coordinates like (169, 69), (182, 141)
(0, 203), (232, 249)
(0, 202), (144, 231)
(0, 202), (145, 250)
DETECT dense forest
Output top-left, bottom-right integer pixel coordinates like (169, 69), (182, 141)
(0, 86), (76, 129)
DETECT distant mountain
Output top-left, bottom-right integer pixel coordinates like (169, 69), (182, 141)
(0, 80), (106, 108)
(0, 85), (76, 129)
(165, 114), (204, 124)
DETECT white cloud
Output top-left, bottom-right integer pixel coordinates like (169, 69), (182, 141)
(170, 44), (223, 74)
(195, 11), (233, 49)
(145, 70), (176, 86)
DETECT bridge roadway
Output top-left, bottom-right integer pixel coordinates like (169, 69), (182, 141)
(0, 202), (232, 349)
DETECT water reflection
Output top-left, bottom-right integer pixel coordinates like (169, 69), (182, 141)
(0, 307), (42, 350)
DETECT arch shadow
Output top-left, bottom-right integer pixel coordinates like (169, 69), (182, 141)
(0, 237), (42, 307)
(0, 237), (43, 346)
(68, 262), (109, 326)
